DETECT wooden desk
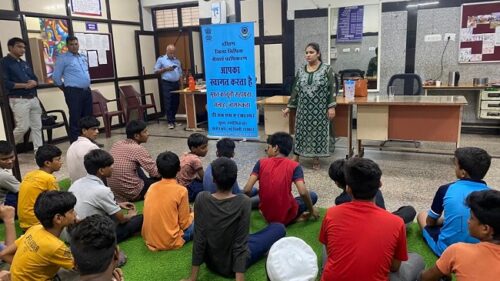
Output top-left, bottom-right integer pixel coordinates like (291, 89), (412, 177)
(258, 95), (467, 158)
(172, 89), (207, 131)
(342, 95), (468, 156)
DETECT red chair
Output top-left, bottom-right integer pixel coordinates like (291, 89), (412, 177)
(91, 90), (125, 138)
(118, 85), (159, 123)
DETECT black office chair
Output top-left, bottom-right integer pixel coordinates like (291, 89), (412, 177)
(339, 69), (365, 88)
(381, 73), (424, 148)
(386, 73), (423, 96)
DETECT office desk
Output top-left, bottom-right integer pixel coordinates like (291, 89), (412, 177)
(172, 89), (207, 131)
(347, 95), (467, 156)
(258, 95), (467, 158)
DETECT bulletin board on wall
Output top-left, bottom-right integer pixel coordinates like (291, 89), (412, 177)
(74, 32), (114, 79)
(459, 1), (500, 63)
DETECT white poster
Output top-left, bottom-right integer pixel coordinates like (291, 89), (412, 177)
(483, 34), (495, 54)
(496, 26), (500, 46)
(71, 0), (101, 16)
(87, 50), (99, 67)
(75, 33), (87, 50)
(460, 27), (473, 42)
(97, 50), (107, 64)
(459, 48), (472, 62)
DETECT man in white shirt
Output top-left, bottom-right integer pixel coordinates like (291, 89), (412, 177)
(66, 116), (100, 183)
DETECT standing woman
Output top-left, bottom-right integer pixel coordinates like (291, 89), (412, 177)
(282, 43), (336, 170)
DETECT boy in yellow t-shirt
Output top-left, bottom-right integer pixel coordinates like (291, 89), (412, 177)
(0, 190), (77, 281)
(18, 144), (62, 230)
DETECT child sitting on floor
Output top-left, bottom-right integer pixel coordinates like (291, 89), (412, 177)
(243, 132), (318, 225)
(177, 133), (208, 202)
(182, 157), (285, 280)
(320, 157), (424, 281)
(71, 214), (124, 281)
(417, 147), (491, 256)
(1, 191), (77, 280)
(142, 151), (194, 251)
(0, 141), (19, 210)
(329, 158), (416, 226)
(18, 144), (62, 230)
(203, 138), (259, 208)
(419, 189), (500, 281)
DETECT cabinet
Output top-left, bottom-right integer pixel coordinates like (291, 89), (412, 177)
(478, 89), (500, 119)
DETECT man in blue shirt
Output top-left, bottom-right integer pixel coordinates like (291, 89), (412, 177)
(154, 44), (182, 129)
(0, 37), (42, 153)
(53, 35), (92, 143)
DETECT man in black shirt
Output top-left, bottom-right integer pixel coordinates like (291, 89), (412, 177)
(182, 157), (285, 280)
(0, 37), (42, 152)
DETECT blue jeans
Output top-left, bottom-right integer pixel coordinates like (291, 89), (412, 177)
(295, 191), (318, 218)
(188, 179), (204, 202)
(182, 223), (195, 242)
(247, 223), (286, 267)
(161, 80), (180, 124)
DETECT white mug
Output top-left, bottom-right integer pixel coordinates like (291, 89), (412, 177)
(435, 80), (441, 87)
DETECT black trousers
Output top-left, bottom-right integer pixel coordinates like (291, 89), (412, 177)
(63, 86), (92, 142)
(116, 214), (144, 243)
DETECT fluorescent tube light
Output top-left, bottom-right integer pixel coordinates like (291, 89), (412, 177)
(407, 1), (439, 8)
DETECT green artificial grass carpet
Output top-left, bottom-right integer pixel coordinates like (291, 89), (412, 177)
(0, 179), (440, 280)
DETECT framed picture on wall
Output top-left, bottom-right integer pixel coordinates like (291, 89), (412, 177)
(71, 0), (102, 16)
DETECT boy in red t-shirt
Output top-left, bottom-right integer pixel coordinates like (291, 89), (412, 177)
(319, 157), (424, 281)
(419, 189), (500, 281)
(243, 132), (318, 225)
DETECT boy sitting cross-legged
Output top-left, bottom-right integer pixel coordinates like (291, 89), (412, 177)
(178, 133), (209, 202)
(203, 138), (259, 209)
(182, 157), (285, 281)
(420, 189), (500, 281)
(69, 149), (143, 243)
(417, 147), (491, 256)
(244, 132), (319, 225)
(320, 157), (424, 281)
(142, 151), (194, 251)
(18, 144), (63, 230)
(1, 191), (77, 281)
(329, 158), (416, 226)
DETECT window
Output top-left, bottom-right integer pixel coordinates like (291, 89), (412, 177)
(181, 6), (199, 27)
(155, 8), (178, 29)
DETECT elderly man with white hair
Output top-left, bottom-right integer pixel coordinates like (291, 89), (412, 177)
(154, 44), (183, 129)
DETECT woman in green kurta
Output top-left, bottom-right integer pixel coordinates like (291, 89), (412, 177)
(282, 43), (336, 170)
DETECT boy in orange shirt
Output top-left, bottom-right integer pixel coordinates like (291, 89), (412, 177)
(142, 151), (194, 251)
(18, 144), (62, 230)
(420, 189), (500, 281)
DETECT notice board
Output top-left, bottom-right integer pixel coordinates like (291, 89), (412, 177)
(459, 1), (500, 63)
(74, 32), (114, 79)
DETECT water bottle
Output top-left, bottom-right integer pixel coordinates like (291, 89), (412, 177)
(345, 80), (355, 100)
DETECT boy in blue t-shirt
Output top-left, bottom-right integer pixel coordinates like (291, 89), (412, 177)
(417, 147), (491, 256)
(203, 138), (259, 209)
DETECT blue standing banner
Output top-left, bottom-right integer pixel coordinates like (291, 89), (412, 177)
(337, 6), (364, 43)
(201, 23), (258, 138)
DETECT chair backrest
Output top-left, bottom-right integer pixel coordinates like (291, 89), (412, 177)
(91, 90), (107, 116)
(387, 73), (423, 96)
(118, 85), (141, 108)
(339, 69), (365, 87)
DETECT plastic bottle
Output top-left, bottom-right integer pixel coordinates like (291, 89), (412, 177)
(188, 74), (196, 91)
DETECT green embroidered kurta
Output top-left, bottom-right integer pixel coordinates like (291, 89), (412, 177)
(288, 63), (336, 157)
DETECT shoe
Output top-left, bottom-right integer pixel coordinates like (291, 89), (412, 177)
(168, 123), (175, 129)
